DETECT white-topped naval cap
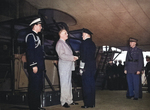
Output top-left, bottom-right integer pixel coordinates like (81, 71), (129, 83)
(29, 18), (41, 26)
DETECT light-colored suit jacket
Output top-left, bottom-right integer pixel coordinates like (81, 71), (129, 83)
(56, 38), (75, 72)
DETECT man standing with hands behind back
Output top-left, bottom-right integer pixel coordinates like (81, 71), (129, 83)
(56, 28), (78, 108)
(80, 28), (96, 108)
(124, 38), (143, 100)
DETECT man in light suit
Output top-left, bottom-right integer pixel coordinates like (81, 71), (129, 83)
(56, 28), (78, 108)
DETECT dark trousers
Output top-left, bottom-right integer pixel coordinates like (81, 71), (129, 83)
(139, 75), (142, 98)
(113, 77), (119, 90)
(127, 73), (140, 98)
(28, 70), (43, 110)
(107, 78), (114, 90)
(120, 76), (127, 90)
(126, 74), (142, 98)
(82, 74), (95, 107)
(147, 75), (150, 92)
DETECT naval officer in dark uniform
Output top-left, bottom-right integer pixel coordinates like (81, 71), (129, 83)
(145, 55), (150, 93)
(117, 60), (126, 90)
(106, 60), (115, 90)
(80, 28), (96, 108)
(124, 38), (143, 100)
(25, 18), (45, 110)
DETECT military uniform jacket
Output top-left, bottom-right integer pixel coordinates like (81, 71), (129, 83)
(80, 38), (96, 76)
(124, 47), (143, 74)
(25, 31), (45, 71)
(106, 64), (115, 78)
(145, 62), (150, 76)
(117, 64), (125, 77)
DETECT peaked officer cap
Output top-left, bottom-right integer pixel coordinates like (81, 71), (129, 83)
(146, 55), (150, 58)
(129, 37), (138, 42)
(29, 18), (41, 26)
(82, 28), (93, 35)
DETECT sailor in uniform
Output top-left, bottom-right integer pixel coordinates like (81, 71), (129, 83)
(106, 60), (115, 90)
(25, 18), (45, 110)
(145, 55), (150, 93)
(80, 28), (96, 108)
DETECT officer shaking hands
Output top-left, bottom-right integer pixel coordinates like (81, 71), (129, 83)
(80, 28), (96, 108)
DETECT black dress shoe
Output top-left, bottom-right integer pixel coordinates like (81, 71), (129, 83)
(133, 98), (138, 100)
(70, 102), (79, 105)
(126, 96), (134, 99)
(81, 106), (88, 108)
(38, 108), (46, 110)
(139, 97), (142, 99)
(89, 105), (95, 108)
(81, 105), (94, 108)
(63, 103), (70, 108)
